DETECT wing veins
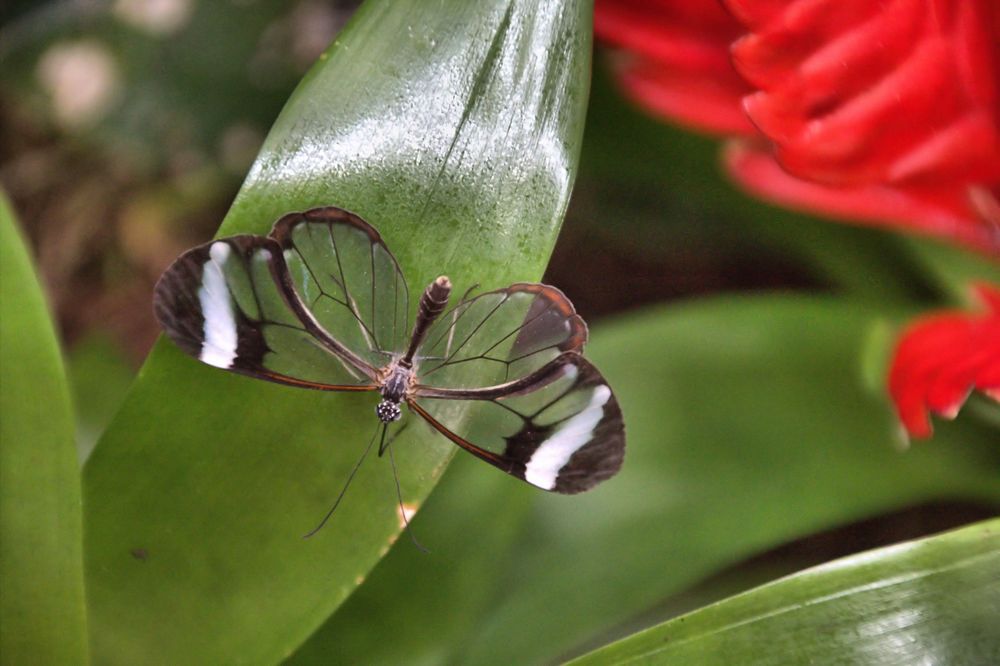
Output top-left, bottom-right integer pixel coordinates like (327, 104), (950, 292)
(306, 226), (376, 349)
(267, 242), (378, 380)
(525, 379), (577, 420)
(326, 224), (380, 353)
(421, 299), (474, 356)
(418, 340), (565, 380)
(419, 292), (567, 381)
(436, 294), (510, 367)
(239, 309), (371, 382)
(417, 284), (487, 358)
(216, 250), (375, 384)
(406, 399), (509, 468)
(488, 383), (588, 426)
(476, 300), (557, 358)
(369, 244), (378, 351)
(393, 271), (401, 352)
(289, 240), (382, 354)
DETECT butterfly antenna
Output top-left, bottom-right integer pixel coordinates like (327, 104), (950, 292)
(459, 283), (479, 303)
(387, 438), (429, 553)
(303, 423), (380, 539)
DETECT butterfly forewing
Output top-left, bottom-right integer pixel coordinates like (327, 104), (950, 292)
(271, 208), (410, 368)
(409, 353), (624, 493)
(414, 284), (586, 391)
(154, 235), (376, 390)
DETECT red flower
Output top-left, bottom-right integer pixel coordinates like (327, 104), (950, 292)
(888, 284), (1000, 438)
(594, 0), (1000, 254)
(594, 0), (755, 135)
(724, 141), (1000, 253)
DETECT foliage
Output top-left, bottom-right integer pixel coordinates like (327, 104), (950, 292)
(1, 0), (997, 664)
(0, 194), (88, 664)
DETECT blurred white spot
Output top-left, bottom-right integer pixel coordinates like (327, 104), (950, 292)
(114, 0), (193, 35)
(36, 41), (120, 129)
(218, 122), (263, 173)
(397, 502), (418, 528)
(288, 1), (343, 67)
(247, 1), (349, 89)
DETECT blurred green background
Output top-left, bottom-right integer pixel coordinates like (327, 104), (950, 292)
(2, 1), (998, 664)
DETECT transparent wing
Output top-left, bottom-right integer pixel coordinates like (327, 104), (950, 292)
(408, 353), (624, 493)
(154, 235), (377, 390)
(270, 207), (410, 367)
(413, 283), (587, 391)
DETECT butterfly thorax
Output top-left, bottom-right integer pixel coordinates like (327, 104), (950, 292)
(375, 275), (453, 424)
(379, 361), (413, 404)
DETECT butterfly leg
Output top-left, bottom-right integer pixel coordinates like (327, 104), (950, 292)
(302, 422), (380, 538)
(387, 441), (428, 553)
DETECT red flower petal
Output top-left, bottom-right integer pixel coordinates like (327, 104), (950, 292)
(595, 0), (756, 135)
(888, 283), (1000, 438)
(596, 0), (1000, 252)
(726, 0), (1000, 188)
(724, 140), (1000, 254)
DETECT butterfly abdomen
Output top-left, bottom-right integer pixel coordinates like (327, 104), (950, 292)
(418, 276), (452, 322)
(401, 276), (452, 365)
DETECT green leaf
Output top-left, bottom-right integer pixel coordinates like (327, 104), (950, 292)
(288, 453), (535, 665)
(0, 193), (89, 664)
(456, 297), (1000, 664)
(901, 237), (1000, 304)
(570, 519), (1000, 665)
(67, 334), (135, 464)
(82, 1), (591, 664)
(293, 296), (1000, 665)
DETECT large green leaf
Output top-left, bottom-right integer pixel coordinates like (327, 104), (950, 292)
(0, 194), (89, 664)
(459, 298), (999, 664)
(292, 296), (1000, 665)
(570, 518), (1000, 664)
(82, 1), (591, 664)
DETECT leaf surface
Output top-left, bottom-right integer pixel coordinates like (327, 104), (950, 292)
(294, 296), (1000, 665)
(0, 193), (89, 664)
(570, 519), (1000, 665)
(82, 1), (591, 663)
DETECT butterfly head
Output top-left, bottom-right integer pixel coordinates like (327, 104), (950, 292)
(376, 400), (402, 423)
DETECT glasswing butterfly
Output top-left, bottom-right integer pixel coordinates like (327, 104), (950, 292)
(154, 206), (625, 533)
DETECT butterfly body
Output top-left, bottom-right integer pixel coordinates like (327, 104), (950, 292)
(154, 206), (624, 495)
(373, 274), (454, 422)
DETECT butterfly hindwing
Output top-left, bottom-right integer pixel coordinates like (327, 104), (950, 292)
(153, 235), (377, 390)
(409, 353), (624, 493)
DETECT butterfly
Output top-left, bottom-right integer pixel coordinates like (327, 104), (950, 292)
(154, 206), (624, 531)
